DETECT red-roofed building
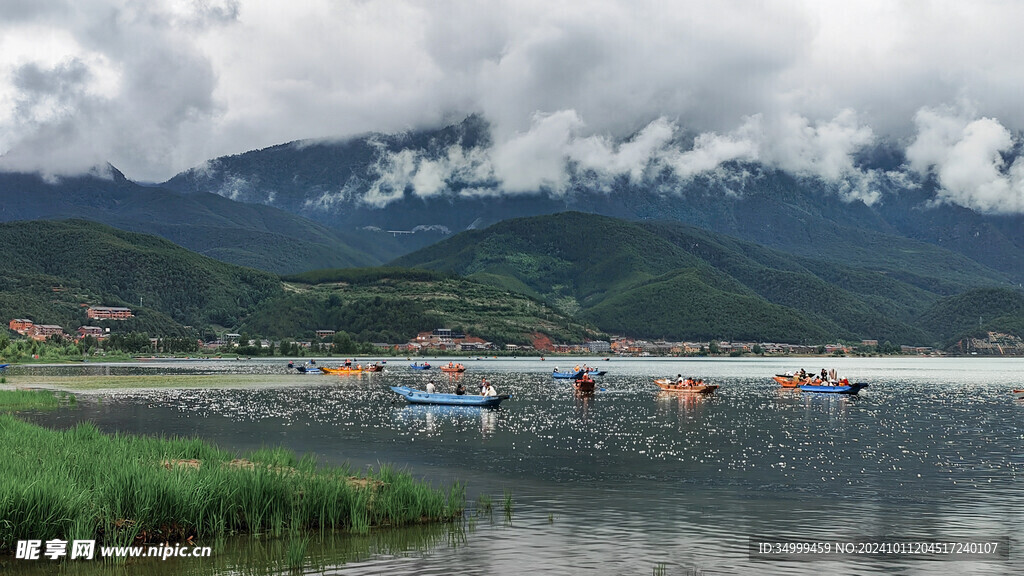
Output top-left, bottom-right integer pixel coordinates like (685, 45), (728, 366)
(9, 319), (33, 335)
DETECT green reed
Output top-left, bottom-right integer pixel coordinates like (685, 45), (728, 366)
(475, 493), (493, 515)
(0, 388), (71, 411)
(503, 489), (513, 518)
(0, 414), (465, 552)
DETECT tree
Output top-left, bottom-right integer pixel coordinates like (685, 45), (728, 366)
(332, 331), (357, 354)
(708, 340), (720, 354)
(752, 343), (764, 355)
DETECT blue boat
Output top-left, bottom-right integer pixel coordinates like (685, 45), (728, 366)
(552, 370), (586, 379)
(390, 386), (509, 407)
(0, 364), (8, 370)
(293, 366), (322, 374)
(799, 382), (868, 394)
(410, 363), (432, 370)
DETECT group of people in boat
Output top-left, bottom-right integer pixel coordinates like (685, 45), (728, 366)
(673, 374), (706, 388)
(553, 364), (598, 374)
(424, 377), (497, 397)
(787, 368), (850, 386)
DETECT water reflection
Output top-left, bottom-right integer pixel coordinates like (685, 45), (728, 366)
(394, 404), (501, 438)
(7, 522), (459, 576)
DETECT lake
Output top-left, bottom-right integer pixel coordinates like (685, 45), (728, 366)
(9, 356), (1024, 575)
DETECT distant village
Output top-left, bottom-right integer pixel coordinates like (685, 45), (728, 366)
(8, 312), (1024, 357)
(8, 307), (131, 342)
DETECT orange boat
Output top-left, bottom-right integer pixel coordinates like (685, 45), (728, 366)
(654, 379), (718, 394)
(1014, 389), (1024, 399)
(440, 363), (466, 373)
(321, 366), (363, 375)
(574, 374), (597, 392)
(772, 374), (806, 388)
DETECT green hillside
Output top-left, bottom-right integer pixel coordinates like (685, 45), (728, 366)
(0, 170), (385, 274)
(241, 267), (601, 346)
(0, 220), (283, 335)
(916, 288), (1024, 343)
(394, 212), (1013, 344)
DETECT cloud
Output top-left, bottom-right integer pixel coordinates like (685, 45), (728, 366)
(907, 106), (1024, 214)
(0, 0), (233, 179)
(0, 0), (1022, 218)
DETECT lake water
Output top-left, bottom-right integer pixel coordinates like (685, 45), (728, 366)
(10, 357), (1024, 575)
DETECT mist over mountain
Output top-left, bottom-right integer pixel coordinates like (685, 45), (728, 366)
(162, 116), (1024, 283)
(0, 167), (392, 274)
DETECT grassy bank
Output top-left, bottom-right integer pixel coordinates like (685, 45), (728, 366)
(0, 414), (464, 552)
(0, 388), (75, 411)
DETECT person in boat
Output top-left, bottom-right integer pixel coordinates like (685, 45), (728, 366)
(480, 377), (489, 392)
(426, 381), (436, 393)
(574, 364), (581, 372)
(820, 368), (828, 381)
(456, 382), (466, 395)
(676, 374), (685, 386)
(482, 381), (497, 397)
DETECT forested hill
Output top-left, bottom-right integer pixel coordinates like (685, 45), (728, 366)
(0, 219), (283, 335)
(394, 212), (1020, 345)
(239, 267), (601, 346)
(0, 221), (597, 346)
(0, 169), (387, 274)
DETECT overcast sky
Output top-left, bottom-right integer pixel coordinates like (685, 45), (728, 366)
(1, 0), (1023, 212)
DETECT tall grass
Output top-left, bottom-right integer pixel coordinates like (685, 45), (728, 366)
(0, 389), (71, 411)
(0, 415), (465, 552)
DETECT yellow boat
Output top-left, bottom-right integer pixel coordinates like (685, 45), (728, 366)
(320, 366), (363, 375)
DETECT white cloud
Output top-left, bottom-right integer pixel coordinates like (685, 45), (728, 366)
(0, 0), (1021, 219)
(907, 106), (1024, 213)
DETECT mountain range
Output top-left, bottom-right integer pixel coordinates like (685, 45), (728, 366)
(1, 116), (1022, 347)
(161, 116), (1024, 285)
(393, 212), (1021, 345)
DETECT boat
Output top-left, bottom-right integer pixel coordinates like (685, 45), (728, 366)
(390, 386), (509, 407)
(409, 363), (432, 370)
(654, 379), (718, 394)
(585, 369), (607, 376)
(799, 382), (869, 394)
(573, 375), (597, 392)
(1013, 389), (1024, 399)
(552, 370), (586, 379)
(0, 364), (8, 370)
(772, 374), (805, 388)
(440, 363), (466, 373)
(293, 365), (322, 374)
(320, 366), (363, 375)
(363, 363), (384, 372)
